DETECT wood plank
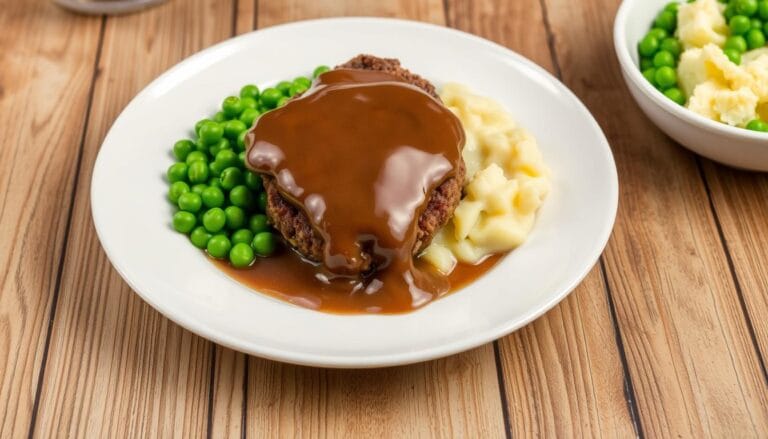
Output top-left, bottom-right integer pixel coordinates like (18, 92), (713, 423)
(702, 163), (768, 362)
(0, 0), (101, 436)
(207, 4), (253, 437)
(235, 0), (255, 36)
(542, 0), (768, 436)
(30, 1), (234, 437)
(447, 1), (637, 436)
(238, 1), (506, 437)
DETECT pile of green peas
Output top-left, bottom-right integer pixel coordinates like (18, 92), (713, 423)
(167, 65), (331, 268)
(638, 2), (686, 105)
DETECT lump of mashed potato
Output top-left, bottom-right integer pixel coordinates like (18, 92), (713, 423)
(420, 84), (550, 274)
(677, 0), (727, 49)
(678, 44), (768, 127)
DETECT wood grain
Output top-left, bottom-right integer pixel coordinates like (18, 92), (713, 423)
(0, 0), (101, 436)
(447, 1), (637, 436)
(29, 1), (234, 437)
(702, 162), (768, 362)
(542, 0), (768, 436)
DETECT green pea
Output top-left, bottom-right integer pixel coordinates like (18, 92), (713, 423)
(220, 167), (243, 190)
(208, 177), (222, 188)
(190, 226), (212, 249)
(734, 0), (759, 16)
(177, 191), (202, 213)
(655, 66), (677, 89)
(313, 65), (330, 78)
(194, 138), (209, 153)
(276, 81), (292, 96)
(746, 29), (766, 49)
(207, 234), (232, 259)
(664, 2), (678, 12)
(638, 34), (660, 57)
(199, 121), (224, 145)
(251, 232), (276, 256)
(215, 149), (239, 169)
(231, 229), (254, 245)
(238, 151), (247, 166)
(660, 38), (682, 58)
(240, 84), (260, 100)
(653, 50), (676, 68)
(239, 108), (260, 127)
(167, 162), (188, 183)
(229, 185), (254, 209)
(746, 119), (768, 131)
(187, 160), (209, 184)
(194, 118), (212, 136)
(752, 18), (764, 29)
(225, 205), (247, 229)
(724, 48), (742, 64)
(640, 57), (654, 70)
(229, 242), (255, 267)
(202, 207), (227, 233)
(212, 111), (227, 123)
(208, 138), (230, 158)
(223, 119), (248, 140)
(260, 88), (282, 109)
(293, 76), (312, 88)
(185, 150), (208, 165)
(244, 172), (262, 191)
(648, 28), (668, 40)
(258, 191), (268, 212)
(168, 181), (190, 203)
(288, 82), (308, 97)
(654, 10), (677, 32)
(760, 0), (768, 19)
(642, 68), (658, 85)
(201, 186), (225, 208)
(173, 211), (196, 234)
(237, 131), (248, 151)
(725, 4), (736, 20)
(210, 161), (225, 178)
(725, 35), (749, 52)
(191, 183), (207, 195)
(222, 96), (244, 118)
(249, 214), (269, 233)
(241, 97), (258, 110)
(731, 15), (752, 34)
(277, 96), (288, 107)
(663, 87), (686, 105)
(173, 139), (195, 161)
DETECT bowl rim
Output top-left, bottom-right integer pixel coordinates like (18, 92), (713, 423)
(613, 0), (768, 141)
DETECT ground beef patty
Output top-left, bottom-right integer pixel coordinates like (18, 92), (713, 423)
(261, 54), (465, 273)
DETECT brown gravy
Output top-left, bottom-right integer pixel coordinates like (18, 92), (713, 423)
(244, 68), (467, 309)
(213, 248), (503, 314)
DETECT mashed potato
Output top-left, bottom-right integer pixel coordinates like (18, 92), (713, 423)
(677, 0), (727, 49)
(420, 84), (550, 274)
(679, 44), (768, 126)
(675, 0), (768, 127)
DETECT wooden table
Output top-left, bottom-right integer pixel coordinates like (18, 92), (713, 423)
(2, 0), (767, 437)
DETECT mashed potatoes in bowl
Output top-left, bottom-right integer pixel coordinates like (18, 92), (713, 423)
(614, 0), (768, 171)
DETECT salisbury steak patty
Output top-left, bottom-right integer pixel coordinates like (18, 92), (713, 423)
(262, 54), (465, 273)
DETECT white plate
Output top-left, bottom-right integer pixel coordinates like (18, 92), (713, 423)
(92, 18), (618, 368)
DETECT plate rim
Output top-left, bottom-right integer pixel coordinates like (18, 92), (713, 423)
(91, 16), (619, 368)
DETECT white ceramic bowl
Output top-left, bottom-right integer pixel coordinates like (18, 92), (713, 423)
(92, 18), (618, 367)
(614, 0), (768, 171)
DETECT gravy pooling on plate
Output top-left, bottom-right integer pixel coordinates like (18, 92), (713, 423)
(244, 67), (468, 310)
